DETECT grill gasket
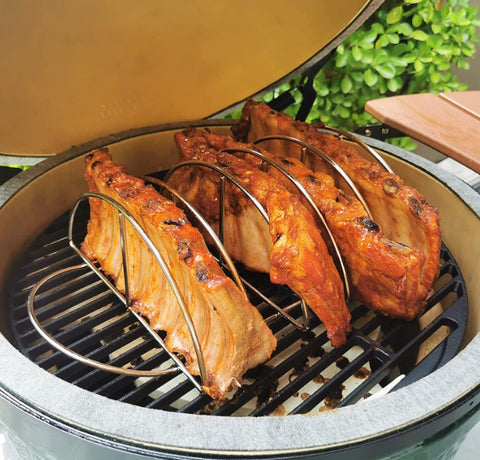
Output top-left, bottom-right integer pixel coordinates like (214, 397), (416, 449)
(6, 202), (468, 416)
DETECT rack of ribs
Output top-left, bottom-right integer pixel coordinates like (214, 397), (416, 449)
(170, 130), (351, 348)
(233, 99), (441, 315)
(179, 128), (429, 320)
(81, 148), (276, 399)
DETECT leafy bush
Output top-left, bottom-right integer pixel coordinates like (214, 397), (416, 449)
(259, 0), (480, 149)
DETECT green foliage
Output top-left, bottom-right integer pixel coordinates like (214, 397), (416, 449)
(260, 0), (480, 150)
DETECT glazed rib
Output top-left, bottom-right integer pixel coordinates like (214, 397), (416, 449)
(171, 130), (351, 347)
(181, 129), (428, 320)
(81, 148), (276, 399)
(233, 99), (441, 312)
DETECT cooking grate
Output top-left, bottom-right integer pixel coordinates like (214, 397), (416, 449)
(6, 200), (468, 416)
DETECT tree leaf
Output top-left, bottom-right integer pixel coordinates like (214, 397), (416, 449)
(335, 52), (349, 68)
(360, 49), (374, 65)
(387, 77), (403, 92)
(441, 4), (452, 19)
(320, 114), (331, 124)
(436, 45), (453, 56)
(363, 29), (379, 44)
(316, 85), (329, 97)
(332, 93), (345, 104)
(386, 6), (403, 25)
(352, 46), (363, 62)
(350, 71), (364, 83)
(370, 23), (385, 35)
(338, 105), (351, 119)
(412, 14), (423, 27)
(374, 63), (396, 79)
(375, 34), (390, 49)
(364, 68), (378, 87)
(341, 76), (353, 93)
(457, 60), (470, 70)
(389, 22), (413, 36)
(414, 60), (424, 73)
(389, 56), (409, 67)
(402, 53), (417, 63)
(385, 33), (400, 44)
(410, 30), (429, 41)
(390, 43), (411, 56)
(429, 68), (441, 84)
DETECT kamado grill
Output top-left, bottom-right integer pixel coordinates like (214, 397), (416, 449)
(1, 1), (480, 459)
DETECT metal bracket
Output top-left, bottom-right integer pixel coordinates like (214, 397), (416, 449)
(354, 123), (405, 142)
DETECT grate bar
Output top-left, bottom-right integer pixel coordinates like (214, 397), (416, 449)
(97, 358), (179, 402)
(34, 306), (130, 370)
(22, 290), (118, 346)
(70, 337), (165, 390)
(11, 269), (100, 314)
(287, 348), (374, 415)
(146, 379), (199, 410)
(211, 326), (329, 416)
(8, 187), (468, 416)
(55, 323), (147, 381)
(15, 253), (81, 291)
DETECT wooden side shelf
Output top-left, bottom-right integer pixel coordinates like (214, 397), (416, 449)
(365, 91), (480, 174)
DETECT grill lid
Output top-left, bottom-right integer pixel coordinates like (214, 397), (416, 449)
(0, 0), (383, 156)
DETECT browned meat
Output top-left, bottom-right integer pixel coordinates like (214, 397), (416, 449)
(233, 99), (441, 315)
(166, 159), (272, 274)
(181, 129), (428, 320)
(171, 130), (351, 347)
(81, 148), (276, 399)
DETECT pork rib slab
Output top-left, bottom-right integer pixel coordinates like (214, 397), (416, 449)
(81, 148), (276, 399)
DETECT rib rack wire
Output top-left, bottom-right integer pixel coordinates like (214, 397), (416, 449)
(10, 132), (468, 415)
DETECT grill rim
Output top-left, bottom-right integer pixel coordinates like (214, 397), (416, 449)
(1, 124), (480, 458)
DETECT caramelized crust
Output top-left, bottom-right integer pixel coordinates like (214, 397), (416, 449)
(172, 130), (351, 347)
(184, 129), (428, 320)
(234, 99), (441, 314)
(81, 148), (276, 399)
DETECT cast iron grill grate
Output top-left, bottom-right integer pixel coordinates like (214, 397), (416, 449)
(7, 205), (467, 416)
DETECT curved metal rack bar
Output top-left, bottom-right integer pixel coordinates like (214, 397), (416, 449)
(28, 191), (216, 392)
(164, 161), (309, 330)
(315, 126), (395, 174)
(253, 134), (374, 219)
(219, 146), (350, 302)
(143, 175), (247, 299)
(163, 161), (268, 222)
(27, 264), (182, 380)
